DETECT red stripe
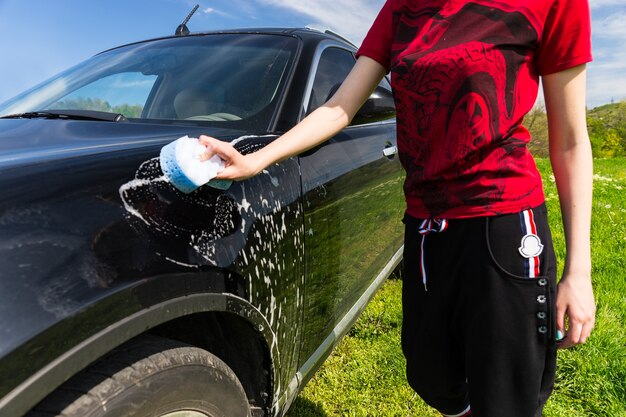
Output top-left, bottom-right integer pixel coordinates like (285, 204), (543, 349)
(527, 210), (540, 277)
(527, 209), (537, 235)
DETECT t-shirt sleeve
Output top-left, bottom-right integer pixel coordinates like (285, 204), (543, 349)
(356, 0), (395, 71)
(536, 0), (592, 75)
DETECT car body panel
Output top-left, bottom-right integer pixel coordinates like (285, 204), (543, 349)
(0, 28), (403, 417)
(298, 121), (404, 365)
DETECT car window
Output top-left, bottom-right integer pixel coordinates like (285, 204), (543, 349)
(306, 47), (355, 116)
(379, 75), (392, 94)
(0, 34), (298, 131)
(45, 72), (157, 118)
(305, 47), (395, 125)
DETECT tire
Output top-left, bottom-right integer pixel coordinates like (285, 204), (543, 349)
(30, 334), (251, 417)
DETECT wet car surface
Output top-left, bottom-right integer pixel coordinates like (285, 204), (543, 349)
(0, 28), (403, 417)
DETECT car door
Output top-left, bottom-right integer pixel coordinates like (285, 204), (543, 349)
(297, 42), (404, 371)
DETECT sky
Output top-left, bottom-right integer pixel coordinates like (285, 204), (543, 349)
(0, 0), (624, 109)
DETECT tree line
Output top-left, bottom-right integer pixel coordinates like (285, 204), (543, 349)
(526, 100), (626, 158)
(50, 97), (143, 119)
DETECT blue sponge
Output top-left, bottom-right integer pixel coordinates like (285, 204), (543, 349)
(160, 136), (231, 193)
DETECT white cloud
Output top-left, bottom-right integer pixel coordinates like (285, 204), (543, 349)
(587, 71), (626, 107)
(587, 44), (626, 107)
(198, 4), (232, 19)
(587, 9), (626, 105)
(593, 12), (626, 39)
(258, 0), (384, 45)
(589, 0), (625, 9)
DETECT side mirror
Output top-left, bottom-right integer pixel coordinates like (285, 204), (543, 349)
(352, 86), (396, 125)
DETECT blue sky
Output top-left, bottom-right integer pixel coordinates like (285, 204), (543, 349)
(0, 0), (624, 108)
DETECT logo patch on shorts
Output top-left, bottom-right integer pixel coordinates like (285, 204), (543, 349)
(518, 233), (544, 258)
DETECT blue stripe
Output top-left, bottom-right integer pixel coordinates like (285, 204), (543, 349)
(519, 211), (527, 235)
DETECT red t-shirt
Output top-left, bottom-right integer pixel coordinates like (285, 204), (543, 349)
(357, 0), (592, 219)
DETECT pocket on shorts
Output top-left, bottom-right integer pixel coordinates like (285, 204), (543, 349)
(485, 205), (554, 281)
(485, 205), (557, 343)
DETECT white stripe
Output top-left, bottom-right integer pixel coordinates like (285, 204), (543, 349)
(522, 210), (536, 278)
(528, 252), (537, 278)
(443, 404), (472, 417)
(420, 234), (427, 290)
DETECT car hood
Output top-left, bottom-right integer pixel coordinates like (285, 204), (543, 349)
(0, 118), (247, 168)
(0, 117), (290, 361)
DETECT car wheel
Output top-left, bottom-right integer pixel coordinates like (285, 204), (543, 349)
(30, 334), (251, 417)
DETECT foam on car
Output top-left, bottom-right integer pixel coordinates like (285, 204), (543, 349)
(118, 134), (279, 267)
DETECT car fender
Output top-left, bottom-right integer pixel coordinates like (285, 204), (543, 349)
(0, 280), (277, 417)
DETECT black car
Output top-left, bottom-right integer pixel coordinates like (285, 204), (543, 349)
(0, 27), (403, 417)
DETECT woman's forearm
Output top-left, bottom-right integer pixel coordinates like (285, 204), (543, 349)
(543, 64), (595, 348)
(201, 56), (387, 180)
(544, 65), (593, 278)
(247, 102), (356, 174)
(550, 136), (593, 277)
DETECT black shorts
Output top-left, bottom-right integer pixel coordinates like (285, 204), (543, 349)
(402, 204), (557, 417)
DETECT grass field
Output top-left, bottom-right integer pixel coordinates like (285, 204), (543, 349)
(286, 158), (626, 417)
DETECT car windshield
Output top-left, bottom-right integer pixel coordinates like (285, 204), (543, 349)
(0, 33), (298, 131)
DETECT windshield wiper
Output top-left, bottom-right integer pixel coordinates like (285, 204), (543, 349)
(0, 109), (128, 122)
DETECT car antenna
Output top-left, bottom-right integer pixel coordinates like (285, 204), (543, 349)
(175, 4), (199, 36)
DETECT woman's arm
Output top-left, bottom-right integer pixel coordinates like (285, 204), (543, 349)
(542, 64), (595, 349)
(199, 56), (387, 180)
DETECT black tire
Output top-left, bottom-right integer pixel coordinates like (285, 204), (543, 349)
(30, 334), (251, 417)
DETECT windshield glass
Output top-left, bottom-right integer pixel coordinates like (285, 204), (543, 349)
(0, 34), (298, 131)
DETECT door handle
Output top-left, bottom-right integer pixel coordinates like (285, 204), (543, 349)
(383, 144), (398, 159)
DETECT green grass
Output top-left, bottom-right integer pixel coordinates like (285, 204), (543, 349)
(287, 158), (626, 417)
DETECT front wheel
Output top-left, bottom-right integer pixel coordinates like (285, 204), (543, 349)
(30, 335), (251, 417)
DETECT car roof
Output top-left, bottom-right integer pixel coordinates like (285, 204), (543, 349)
(99, 27), (357, 56)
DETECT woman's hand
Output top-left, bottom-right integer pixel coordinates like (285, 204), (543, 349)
(543, 65), (595, 349)
(555, 271), (596, 349)
(199, 135), (262, 180)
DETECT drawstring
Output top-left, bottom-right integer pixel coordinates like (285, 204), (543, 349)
(418, 218), (448, 291)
